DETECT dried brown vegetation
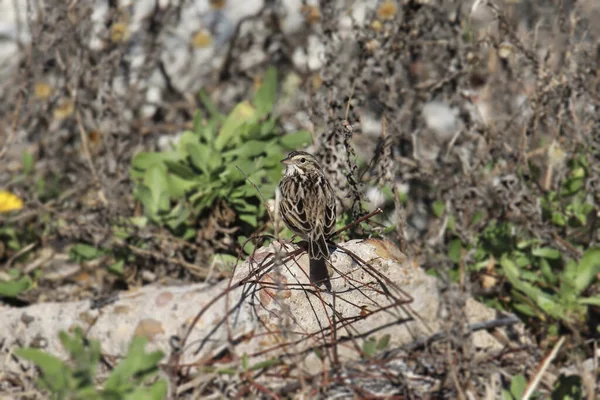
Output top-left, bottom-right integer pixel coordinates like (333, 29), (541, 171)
(1, 0), (599, 398)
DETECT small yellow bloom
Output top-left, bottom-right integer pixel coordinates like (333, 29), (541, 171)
(0, 191), (24, 213)
(53, 98), (75, 120)
(191, 30), (213, 48)
(34, 82), (53, 100)
(111, 22), (129, 43)
(370, 20), (383, 32)
(377, 0), (397, 20)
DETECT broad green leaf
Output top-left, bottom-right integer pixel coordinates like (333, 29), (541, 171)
(108, 259), (125, 275)
(377, 334), (391, 350)
(448, 239), (462, 263)
(131, 152), (168, 172)
(186, 142), (212, 175)
(362, 338), (377, 357)
(22, 151), (34, 174)
(141, 165), (171, 216)
(540, 258), (557, 285)
(254, 66), (278, 118)
(0, 275), (33, 297)
(164, 160), (197, 180)
(70, 244), (103, 261)
(215, 101), (256, 150)
(512, 302), (538, 317)
(280, 130), (312, 149)
(573, 247), (600, 293)
(552, 212), (566, 227)
(15, 348), (69, 392)
(238, 236), (255, 255)
(501, 390), (514, 400)
(167, 174), (197, 198)
(500, 256), (520, 283)
(432, 200), (445, 218)
(532, 247), (561, 259)
(510, 374), (527, 399)
(239, 213), (257, 226)
(226, 140), (268, 158)
(579, 296), (600, 306)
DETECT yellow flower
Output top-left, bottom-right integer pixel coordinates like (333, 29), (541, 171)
(111, 22), (129, 43)
(376, 0), (397, 20)
(191, 30), (213, 48)
(370, 20), (383, 32)
(34, 82), (53, 99)
(0, 191), (23, 213)
(53, 98), (75, 120)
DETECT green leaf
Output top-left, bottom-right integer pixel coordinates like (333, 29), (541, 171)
(239, 213), (257, 226)
(22, 151), (34, 175)
(280, 130), (312, 150)
(131, 152), (167, 172)
(108, 259), (125, 275)
(164, 160), (197, 180)
(167, 174), (197, 198)
(551, 211), (567, 226)
(0, 275), (33, 297)
(579, 296), (600, 306)
(362, 337), (377, 357)
(376, 334), (391, 350)
(186, 142), (213, 175)
(104, 336), (164, 392)
(15, 348), (70, 392)
(448, 239), (462, 263)
(70, 244), (104, 261)
(226, 140), (268, 158)
(532, 247), (561, 260)
(238, 236), (255, 255)
(432, 200), (445, 218)
(510, 374), (527, 399)
(215, 101), (256, 150)
(540, 258), (557, 285)
(573, 247), (600, 294)
(143, 165), (171, 213)
(254, 66), (278, 118)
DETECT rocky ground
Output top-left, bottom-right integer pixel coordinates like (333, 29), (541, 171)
(1, 0), (599, 398)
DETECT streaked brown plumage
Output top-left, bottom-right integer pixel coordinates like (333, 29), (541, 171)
(279, 151), (336, 290)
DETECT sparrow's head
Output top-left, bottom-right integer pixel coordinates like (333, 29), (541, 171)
(281, 151), (322, 175)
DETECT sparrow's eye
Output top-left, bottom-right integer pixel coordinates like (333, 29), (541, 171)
(299, 157), (306, 163)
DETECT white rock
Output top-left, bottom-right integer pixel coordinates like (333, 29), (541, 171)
(1, 239), (507, 381)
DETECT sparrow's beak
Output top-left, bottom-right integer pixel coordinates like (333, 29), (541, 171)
(281, 157), (293, 165)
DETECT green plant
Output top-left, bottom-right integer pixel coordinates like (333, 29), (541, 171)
(501, 247), (600, 327)
(501, 374), (527, 400)
(131, 67), (311, 244)
(16, 327), (167, 400)
(439, 151), (599, 333)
